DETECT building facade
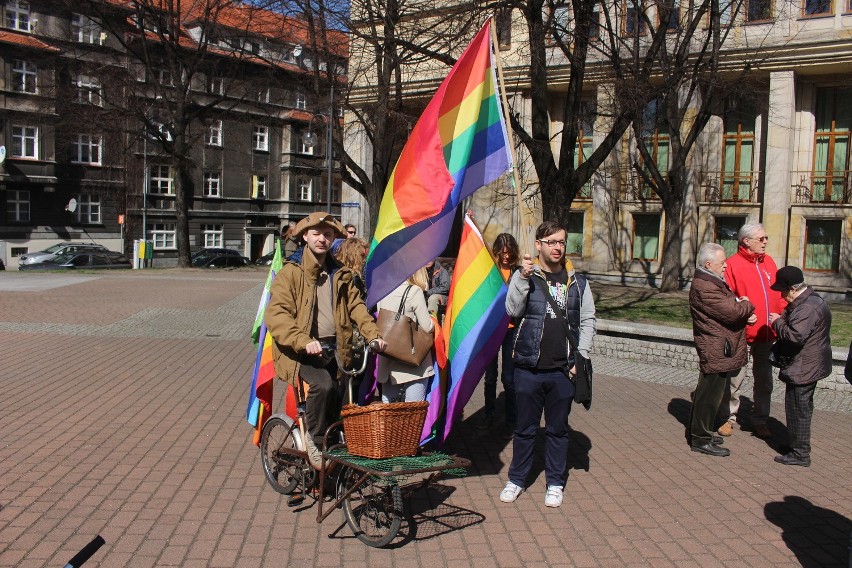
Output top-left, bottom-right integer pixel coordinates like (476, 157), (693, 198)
(0, 0), (343, 269)
(344, 2), (852, 293)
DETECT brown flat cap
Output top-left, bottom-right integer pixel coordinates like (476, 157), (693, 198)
(294, 211), (345, 238)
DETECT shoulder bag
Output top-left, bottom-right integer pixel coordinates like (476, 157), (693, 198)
(539, 277), (593, 410)
(376, 285), (434, 367)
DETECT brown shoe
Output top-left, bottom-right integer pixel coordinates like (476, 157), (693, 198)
(753, 424), (772, 439)
(717, 421), (734, 436)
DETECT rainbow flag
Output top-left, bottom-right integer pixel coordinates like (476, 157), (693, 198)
(365, 21), (512, 308)
(441, 214), (510, 441)
(420, 316), (448, 445)
(247, 241), (283, 445)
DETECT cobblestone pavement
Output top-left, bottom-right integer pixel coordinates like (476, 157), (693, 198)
(0, 270), (850, 567)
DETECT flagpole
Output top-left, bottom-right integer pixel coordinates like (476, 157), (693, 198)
(489, 16), (534, 253)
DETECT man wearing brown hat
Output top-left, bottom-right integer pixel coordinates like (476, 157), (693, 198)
(768, 266), (832, 467)
(265, 212), (386, 468)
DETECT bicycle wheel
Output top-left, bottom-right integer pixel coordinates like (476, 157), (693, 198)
(337, 466), (403, 548)
(259, 415), (303, 494)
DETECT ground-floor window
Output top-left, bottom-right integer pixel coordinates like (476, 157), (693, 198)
(7, 190), (30, 222)
(75, 193), (101, 224)
(632, 213), (661, 261)
(152, 223), (176, 249)
(565, 211), (584, 257)
(202, 224), (223, 248)
(804, 219), (841, 272)
(714, 216), (746, 257)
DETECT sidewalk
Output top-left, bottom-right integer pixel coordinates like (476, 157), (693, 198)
(0, 270), (849, 567)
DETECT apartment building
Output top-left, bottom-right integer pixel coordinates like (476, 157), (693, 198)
(0, 0), (344, 268)
(344, 2), (852, 292)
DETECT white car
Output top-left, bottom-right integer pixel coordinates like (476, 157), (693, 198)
(18, 243), (109, 265)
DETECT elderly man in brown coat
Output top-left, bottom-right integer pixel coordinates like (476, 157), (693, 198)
(689, 243), (756, 457)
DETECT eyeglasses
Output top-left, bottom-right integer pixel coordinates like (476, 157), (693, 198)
(537, 239), (566, 248)
(346, 230), (356, 235)
(750, 236), (769, 242)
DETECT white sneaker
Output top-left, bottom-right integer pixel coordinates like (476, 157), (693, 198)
(500, 482), (523, 503)
(303, 436), (324, 470)
(545, 485), (563, 508)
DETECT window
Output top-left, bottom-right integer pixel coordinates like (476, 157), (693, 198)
(251, 175), (267, 199)
(151, 223), (176, 249)
(149, 165), (174, 194)
(253, 126), (269, 151)
(72, 134), (103, 165)
(804, 219), (841, 271)
(150, 68), (174, 86)
(208, 75), (224, 95)
(565, 211), (585, 257)
(625, 0), (648, 35)
(719, 0), (734, 23)
(75, 193), (101, 223)
(803, 0), (832, 15)
(12, 126), (38, 158)
(747, 0), (772, 21)
(496, 8), (512, 49)
(574, 100), (597, 198)
(590, 4), (601, 39)
(300, 131), (315, 155)
(204, 172), (221, 197)
(632, 214), (661, 260)
(722, 101), (757, 201)
(552, 3), (571, 41)
(71, 13), (105, 45)
(714, 216), (746, 257)
(812, 87), (851, 202)
(297, 177), (312, 201)
(295, 89), (306, 110)
(12, 60), (37, 93)
(662, 0), (681, 30)
(6, 0), (30, 32)
(207, 120), (223, 146)
(7, 190), (30, 222)
(256, 86), (270, 103)
(202, 224), (223, 248)
(638, 98), (669, 196)
(74, 75), (103, 106)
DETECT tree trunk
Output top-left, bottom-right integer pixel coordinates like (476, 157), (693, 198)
(539, 179), (574, 227)
(659, 193), (684, 291)
(174, 154), (193, 268)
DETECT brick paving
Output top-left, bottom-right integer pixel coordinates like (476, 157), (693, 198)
(0, 269), (850, 567)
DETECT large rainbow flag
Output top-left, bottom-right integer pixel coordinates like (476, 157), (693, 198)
(440, 214), (510, 441)
(247, 242), (284, 445)
(365, 21), (512, 308)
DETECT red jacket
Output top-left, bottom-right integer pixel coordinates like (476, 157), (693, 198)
(725, 247), (786, 343)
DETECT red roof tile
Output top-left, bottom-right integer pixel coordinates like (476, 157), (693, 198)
(0, 30), (60, 52)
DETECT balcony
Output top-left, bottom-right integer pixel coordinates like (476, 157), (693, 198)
(791, 171), (852, 204)
(701, 171), (760, 203)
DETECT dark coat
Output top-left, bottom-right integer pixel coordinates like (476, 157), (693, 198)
(772, 287), (832, 386)
(690, 269), (754, 374)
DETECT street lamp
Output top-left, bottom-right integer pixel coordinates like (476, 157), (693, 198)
(301, 84), (334, 212)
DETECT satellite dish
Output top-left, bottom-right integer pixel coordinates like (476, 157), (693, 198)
(65, 198), (77, 213)
(293, 45), (302, 58)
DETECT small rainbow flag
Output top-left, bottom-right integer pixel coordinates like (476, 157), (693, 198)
(365, 21), (512, 308)
(247, 241), (284, 445)
(440, 214), (510, 441)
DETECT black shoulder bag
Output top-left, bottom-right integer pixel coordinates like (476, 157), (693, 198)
(539, 277), (593, 410)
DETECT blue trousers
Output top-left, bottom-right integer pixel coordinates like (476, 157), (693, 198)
(508, 367), (575, 488)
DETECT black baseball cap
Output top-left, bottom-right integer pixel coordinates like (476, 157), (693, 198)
(770, 266), (804, 291)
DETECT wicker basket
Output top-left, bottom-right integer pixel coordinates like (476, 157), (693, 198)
(341, 401), (429, 459)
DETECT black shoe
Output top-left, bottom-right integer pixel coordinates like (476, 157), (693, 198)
(712, 435), (724, 446)
(691, 443), (731, 457)
(774, 453), (810, 467)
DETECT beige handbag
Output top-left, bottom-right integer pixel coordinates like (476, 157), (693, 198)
(376, 285), (434, 366)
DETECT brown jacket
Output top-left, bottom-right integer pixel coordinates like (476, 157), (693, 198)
(690, 268), (754, 374)
(264, 246), (381, 386)
(772, 287), (832, 386)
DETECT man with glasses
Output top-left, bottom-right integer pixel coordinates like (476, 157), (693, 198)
(718, 223), (785, 439)
(499, 220), (596, 508)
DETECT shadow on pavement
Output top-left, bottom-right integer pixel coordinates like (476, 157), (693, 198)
(764, 495), (852, 567)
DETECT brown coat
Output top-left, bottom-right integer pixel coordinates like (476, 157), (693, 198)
(772, 287), (832, 386)
(264, 246), (381, 386)
(690, 269), (754, 374)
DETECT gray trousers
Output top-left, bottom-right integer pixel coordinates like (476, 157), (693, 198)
(722, 341), (774, 425)
(690, 371), (729, 446)
(785, 381), (816, 459)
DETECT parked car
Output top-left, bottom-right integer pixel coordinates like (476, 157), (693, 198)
(18, 252), (131, 271)
(191, 248), (249, 268)
(255, 251), (275, 265)
(19, 242), (109, 265)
